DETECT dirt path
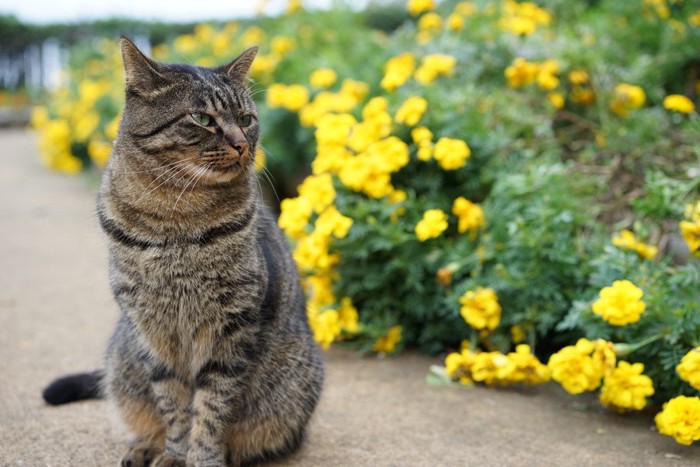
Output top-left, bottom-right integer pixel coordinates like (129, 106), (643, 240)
(1, 128), (698, 466)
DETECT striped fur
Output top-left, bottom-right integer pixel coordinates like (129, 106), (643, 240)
(98, 38), (323, 467)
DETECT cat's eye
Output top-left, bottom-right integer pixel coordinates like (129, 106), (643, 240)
(190, 113), (215, 127)
(238, 114), (253, 127)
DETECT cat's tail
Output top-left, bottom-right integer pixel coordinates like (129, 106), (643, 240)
(42, 370), (104, 405)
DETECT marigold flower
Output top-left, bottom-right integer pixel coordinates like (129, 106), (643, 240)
(433, 137), (471, 170)
(663, 94), (695, 114)
(609, 83), (645, 117)
(415, 209), (449, 241)
(677, 348), (700, 391)
(309, 309), (340, 349)
(680, 220), (700, 257)
(612, 229), (658, 260)
(655, 396), (700, 445)
(452, 197), (486, 234)
(293, 231), (338, 273)
(507, 344), (550, 385)
(411, 126), (433, 145)
(472, 351), (514, 385)
(314, 205), (353, 239)
(548, 338), (606, 394)
(415, 54), (457, 84)
(381, 53), (416, 91)
(338, 297), (360, 335)
(297, 173), (336, 213)
(395, 96), (428, 126)
(314, 112), (357, 147)
(548, 92), (565, 109)
(270, 36), (296, 57)
(459, 287), (501, 332)
(568, 70), (589, 85)
(373, 325), (402, 353)
(418, 12), (442, 31)
(267, 83), (309, 112)
(445, 348), (477, 385)
(310, 68), (338, 89)
(407, 0), (436, 16)
(505, 58), (539, 88)
(599, 361), (654, 412)
(447, 13), (465, 31)
(278, 196), (313, 239)
(592, 280), (646, 326)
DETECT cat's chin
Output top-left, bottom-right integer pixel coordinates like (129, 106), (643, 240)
(201, 165), (249, 185)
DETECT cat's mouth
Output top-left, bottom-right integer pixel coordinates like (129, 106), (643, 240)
(198, 149), (251, 182)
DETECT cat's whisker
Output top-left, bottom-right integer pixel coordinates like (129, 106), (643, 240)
(134, 161), (194, 205)
(172, 165), (208, 211)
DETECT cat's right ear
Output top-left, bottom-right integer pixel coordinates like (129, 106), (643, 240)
(120, 37), (166, 95)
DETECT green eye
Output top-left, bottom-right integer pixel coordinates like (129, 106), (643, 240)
(191, 113), (214, 127)
(238, 114), (253, 127)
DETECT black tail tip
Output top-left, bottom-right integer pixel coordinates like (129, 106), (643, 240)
(42, 371), (103, 405)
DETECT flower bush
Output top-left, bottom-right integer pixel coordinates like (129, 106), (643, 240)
(33, 0), (700, 445)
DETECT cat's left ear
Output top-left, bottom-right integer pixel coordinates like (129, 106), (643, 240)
(219, 46), (259, 80)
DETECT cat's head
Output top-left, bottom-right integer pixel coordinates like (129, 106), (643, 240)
(116, 37), (259, 185)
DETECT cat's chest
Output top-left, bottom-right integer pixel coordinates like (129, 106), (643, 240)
(114, 243), (263, 367)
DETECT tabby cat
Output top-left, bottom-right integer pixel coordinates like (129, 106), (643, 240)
(42, 37), (324, 467)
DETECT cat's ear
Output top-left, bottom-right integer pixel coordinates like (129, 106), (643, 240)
(219, 46), (259, 80)
(120, 37), (167, 94)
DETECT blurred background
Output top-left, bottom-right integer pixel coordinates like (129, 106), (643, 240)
(1, 0), (699, 434)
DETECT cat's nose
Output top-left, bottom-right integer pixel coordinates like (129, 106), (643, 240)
(222, 126), (249, 156)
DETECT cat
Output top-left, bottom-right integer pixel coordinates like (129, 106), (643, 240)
(42, 37), (324, 467)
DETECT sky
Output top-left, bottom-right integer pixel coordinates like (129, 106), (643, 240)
(0, 0), (363, 23)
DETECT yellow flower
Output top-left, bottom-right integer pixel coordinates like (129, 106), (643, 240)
(338, 297), (360, 335)
(340, 79), (370, 103)
(270, 36), (296, 57)
(267, 83), (309, 112)
(87, 139), (112, 167)
(510, 325), (526, 344)
(568, 70), (589, 85)
(372, 325), (402, 353)
(314, 205), (353, 239)
(309, 309), (340, 349)
(545, 91), (563, 109)
(310, 68), (338, 89)
(278, 196), (313, 239)
(472, 351), (514, 385)
(592, 280), (646, 326)
(599, 361), (654, 412)
(415, 54), (457, 84)
(459, 287), (501, 332)
(677, 348), (700, 391)
(411, 126), (433, 145)
(297, 173), (336, 213)
(507, 344), (550, 385)
(548, 338), (606, 394)
(612, 229), (658, 260)
(415, 209), (449, 241)
(447, 13), (465, 31)
(609, 83), (646, 117)
(293, 231), (338, 273)
(433, 137), (471, 170)
(505, 58), (539, 88)
(407, 0), (436, 16)
(498, 0), (551, 36)
(381, 53), (416, 91)
(680, 220), (700, 257)
(73, 111), (100, 142)
(452, 197), (486, 234)
(312, 145), (352, 175)
(655, 396), (700, 445)
(417, 12), (442, 31)
(445, 348), (477, 385)
(314, 113), (356, 147)
(30, 106), (49, 129)
(395, 96), (428, 126)
(664, 94), (696, 113)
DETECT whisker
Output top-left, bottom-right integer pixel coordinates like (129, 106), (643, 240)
(134, 161), (194, 205)
(173, 165), (207, 211)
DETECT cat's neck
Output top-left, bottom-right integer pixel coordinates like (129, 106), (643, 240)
(100, 153), (257, 239)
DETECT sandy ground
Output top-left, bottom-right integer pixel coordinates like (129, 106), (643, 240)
(1, 128), (698, 466)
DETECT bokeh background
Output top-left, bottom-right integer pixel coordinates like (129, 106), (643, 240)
(1, 0), (699, 446)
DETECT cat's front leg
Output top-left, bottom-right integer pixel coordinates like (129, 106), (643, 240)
(148, 365), (192, 466)
(187, 359), (248, 466)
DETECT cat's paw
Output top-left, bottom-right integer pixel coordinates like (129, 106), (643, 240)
(150, 453), (187, 467)
(120, 441), (161, 467)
